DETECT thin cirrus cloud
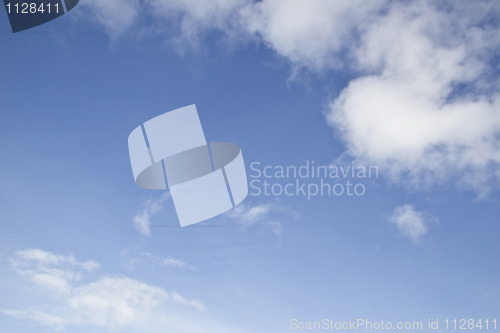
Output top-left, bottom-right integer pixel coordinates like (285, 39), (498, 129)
(148, 0), (249, 48)
(1, 249), (215, 332)
(226, 203), (275, 226)
(226, 202), (298, 243)
(9, 248), (99, 294)
(163, 258), (188, 268)
(124, 250), (194, 271)
(80, 0), (500, 196)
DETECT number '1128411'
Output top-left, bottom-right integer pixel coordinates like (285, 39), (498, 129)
(6, 2), (60, 14)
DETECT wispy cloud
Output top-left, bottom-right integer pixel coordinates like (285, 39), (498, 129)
(123, 250), (195, 271)
(133, 192), (171, 236)
(226, 202), (298, 244)
(1, 309), (67, 331)
(79, 0), (140, 37)
(387, 204), (436, 245)
(67, 276), (169, 328)
(148, 0), (249, 49)
(163, 258), (187, 268)
(226, 203), (274, 226)
(242, 0), (384, 72)
(2, 249), (206, 331)
(327, 1), (500, 197)
(171, 292), (205, 312)
(9, 249), (99, 294)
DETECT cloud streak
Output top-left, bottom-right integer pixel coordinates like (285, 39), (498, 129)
(226, 202), (298, 245)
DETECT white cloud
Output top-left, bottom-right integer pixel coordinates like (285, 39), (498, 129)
(2, 249), (208, 332)
(142, 0), (383, 69)
(80, 0), (500, 196)
(9, 249), (99, 294)
(122, 250), (196, 271)
(387, 204), (436, 245)
(327, 1), (500, 196)
(1, 309), (66, 331)
(171, 292), (205, 312)
(226, 202), (298, 243)
(227, 203), (274, 226)
(133, 192), (171, 236)
(148, 0), (249, 48)
(242, 0), (385, 71)
(11, 248), (99, 271)
(67, 277), (169, 328)
(163, 258), (187, 268)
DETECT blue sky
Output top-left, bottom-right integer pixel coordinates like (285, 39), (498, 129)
(1, 1), (499, 332)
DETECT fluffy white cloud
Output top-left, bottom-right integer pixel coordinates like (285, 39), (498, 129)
(387, 204), (436, 244)
(243, 0), (386, 71)
(133, 192), (171, 236)
(3, 249), (207, 331)
(80, 0), (500, 196)
(328, 1), (500, 196)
